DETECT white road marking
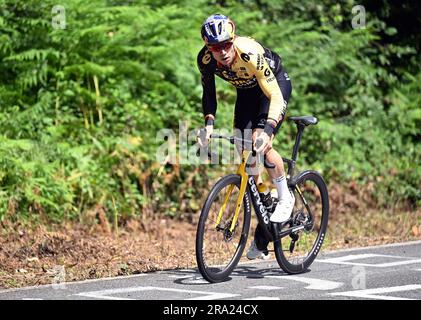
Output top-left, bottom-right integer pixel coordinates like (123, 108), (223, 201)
(248, 286), (283, 290)
(318, 253), (421, 267)
(330, 284), (421, 300)
(75, 286), (240, 300)
(1, 241), (420, 298)
(265, 276), (343, 290)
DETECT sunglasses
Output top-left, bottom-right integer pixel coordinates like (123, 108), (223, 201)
(207, 41), (233, 52)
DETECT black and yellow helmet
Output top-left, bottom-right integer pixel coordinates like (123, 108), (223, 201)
(201, 14), (235, 45)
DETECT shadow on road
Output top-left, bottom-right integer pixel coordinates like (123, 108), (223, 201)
(167, 265), (311, 286)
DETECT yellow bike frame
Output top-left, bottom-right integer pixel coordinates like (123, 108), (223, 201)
(215, 150), (252, 232)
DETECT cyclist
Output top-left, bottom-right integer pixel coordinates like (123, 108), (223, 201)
(197, 14), (294, 260)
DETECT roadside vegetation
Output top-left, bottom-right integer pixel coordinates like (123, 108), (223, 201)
(0, 0), (420, 288)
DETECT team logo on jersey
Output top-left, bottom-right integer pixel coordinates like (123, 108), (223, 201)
(258, 118), (266, 127)
(256, 54), (264, 70)
(240, 53), (250, 62)
(266, 76), (276, 83)
(221, 70), (237, 80)
(236, 69), (250, 78)
(264, 68), (271, 77)
(230, 78), (256, 88)
(202, 52), (212, 65)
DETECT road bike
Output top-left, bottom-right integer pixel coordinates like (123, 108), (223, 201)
(195, 116), (329, 283)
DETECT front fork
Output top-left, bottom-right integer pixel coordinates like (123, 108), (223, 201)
(215, 151), (252, 233)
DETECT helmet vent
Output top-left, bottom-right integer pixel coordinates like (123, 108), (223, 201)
(201, 14), (235, 44)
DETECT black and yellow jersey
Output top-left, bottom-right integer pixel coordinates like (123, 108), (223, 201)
(197, 36), (286, 124)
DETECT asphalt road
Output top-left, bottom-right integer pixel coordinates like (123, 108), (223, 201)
(1, 240), (420, 300)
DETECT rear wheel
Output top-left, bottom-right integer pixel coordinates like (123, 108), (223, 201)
(196, 174), (251, 283)
(273, 171), (329, 274)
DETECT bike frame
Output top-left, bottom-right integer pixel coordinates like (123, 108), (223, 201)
(214, 122), (309, 243)
(283, 122), (306, 179)
(215, 149), (273, 241)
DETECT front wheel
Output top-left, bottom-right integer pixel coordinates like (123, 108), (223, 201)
(196, 174), (251, 283)
(273, 170), (329, 274)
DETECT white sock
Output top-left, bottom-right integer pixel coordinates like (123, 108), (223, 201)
(272, 175), (290, 200)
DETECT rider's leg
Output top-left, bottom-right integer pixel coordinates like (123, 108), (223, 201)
(242, 69), (293, 257)
(251, 129), (285, 182)
(251, 129), (287, 199)
(257, 69), (294, 223)
(264, 139), (295, 224)
(250, 124), (295, 223)
(252, 68), (292, 195)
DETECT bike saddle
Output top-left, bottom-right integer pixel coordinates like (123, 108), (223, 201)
(288, 116), (318, 126)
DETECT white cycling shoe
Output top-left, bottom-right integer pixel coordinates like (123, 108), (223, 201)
(246, 241), (271, 260)
(269, 193), (295, 223)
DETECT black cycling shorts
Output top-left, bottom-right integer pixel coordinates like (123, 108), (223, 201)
(233, 69), (292, 135)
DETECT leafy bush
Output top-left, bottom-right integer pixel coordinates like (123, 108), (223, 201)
(0, 0), (419, 224)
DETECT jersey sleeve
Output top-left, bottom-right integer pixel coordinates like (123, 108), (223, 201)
(253, 54), (286, 124)
(235, 37), (286, 124)
(197, 49), (217, 119)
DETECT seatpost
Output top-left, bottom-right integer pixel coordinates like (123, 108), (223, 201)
(291, 123), (305, 162)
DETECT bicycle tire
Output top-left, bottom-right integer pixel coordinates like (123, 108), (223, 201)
(196, 174), (251, 283)
(273, 170), (329, 274)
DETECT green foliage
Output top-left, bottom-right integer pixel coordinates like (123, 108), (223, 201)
(0, 0), (419, 224)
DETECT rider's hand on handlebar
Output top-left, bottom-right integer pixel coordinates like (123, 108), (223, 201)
(197, 125), (214, 147)
(254, 131), (272, 154)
